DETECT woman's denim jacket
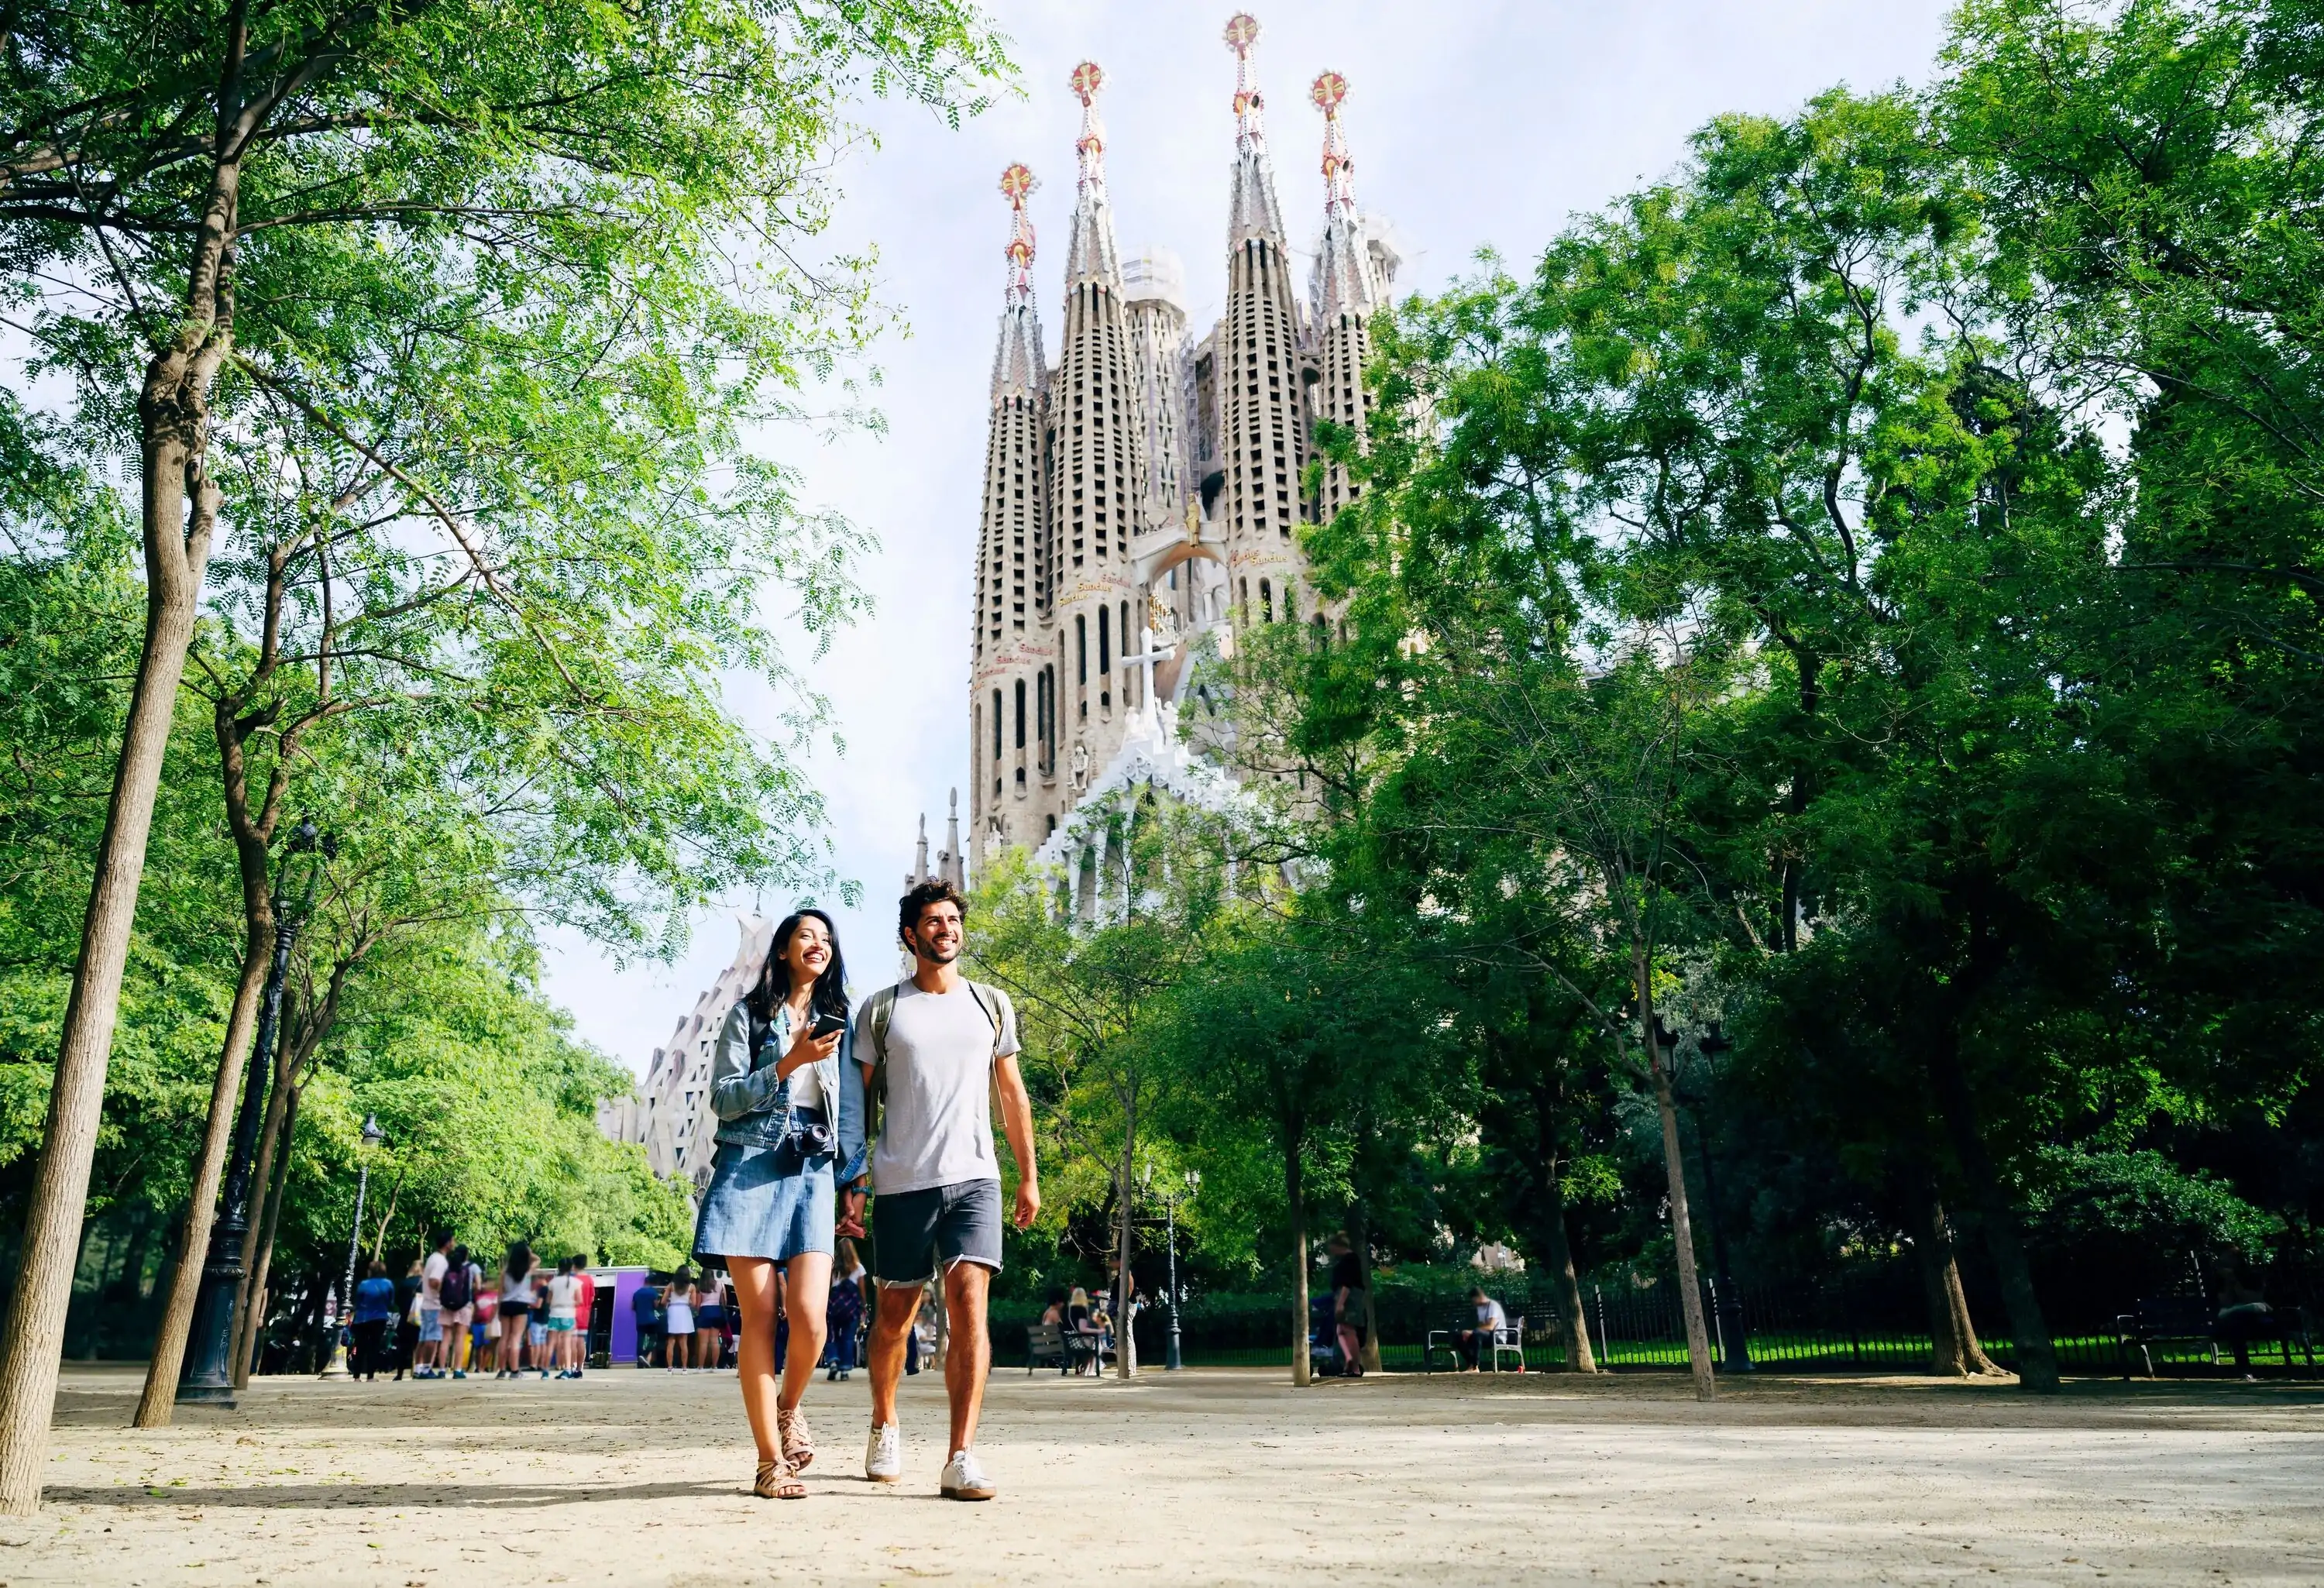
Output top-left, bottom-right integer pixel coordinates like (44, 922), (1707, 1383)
(707, 1001), (845, 1153)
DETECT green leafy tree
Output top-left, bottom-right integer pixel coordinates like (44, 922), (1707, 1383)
(0, 0), (1007, 1500)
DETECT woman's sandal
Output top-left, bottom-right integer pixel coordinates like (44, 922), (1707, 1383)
(778, 1405), (816, 1473)
(753, 1458), (806, 1500)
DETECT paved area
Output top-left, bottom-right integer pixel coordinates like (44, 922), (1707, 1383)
(1, 1363), (2317, 1584)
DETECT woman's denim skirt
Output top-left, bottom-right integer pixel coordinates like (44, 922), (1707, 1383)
(692, 1138), (834, 1263)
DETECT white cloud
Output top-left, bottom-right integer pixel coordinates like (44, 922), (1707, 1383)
(539, 0), (1955, 1073)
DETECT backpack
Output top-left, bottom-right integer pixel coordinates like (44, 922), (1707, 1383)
(439, 1262), (473, 1312)
(858, 978), (1007, 1141)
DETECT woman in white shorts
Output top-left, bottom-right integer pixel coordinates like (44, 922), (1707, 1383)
(662, 1267), (697, 1372)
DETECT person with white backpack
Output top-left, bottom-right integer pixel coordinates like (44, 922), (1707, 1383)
(836, 879), (1040, 1503)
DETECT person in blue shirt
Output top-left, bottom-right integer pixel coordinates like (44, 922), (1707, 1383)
(630, 1276), (664, 1367)
(350, 1259), (397, 1381)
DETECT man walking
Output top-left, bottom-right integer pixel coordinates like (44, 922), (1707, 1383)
(417, 1233), (452, 1379)
(838, 880), (1040, 1501)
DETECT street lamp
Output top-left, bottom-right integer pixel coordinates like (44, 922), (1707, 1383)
(1143, 1162), (1199, 1371)
(180, 820), (330, 1405)
(318, 1112), (386, 1381)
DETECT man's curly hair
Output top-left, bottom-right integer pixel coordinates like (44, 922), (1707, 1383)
(898, 878), (968, 948)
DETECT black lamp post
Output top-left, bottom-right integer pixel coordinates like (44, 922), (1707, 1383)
(1143, 1161), (1198, 1371)
(178, 820), (328, 1405)
(318, 1112), (386, 1380)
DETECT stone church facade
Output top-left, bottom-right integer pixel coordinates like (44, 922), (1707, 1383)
(968, 15), (1402, 885)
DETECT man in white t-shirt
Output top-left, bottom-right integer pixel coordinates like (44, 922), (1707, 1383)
(1459, 1287), (1509, 1372)
(837, 881), (1039, 1502)
(417, 1234), (452, 1379)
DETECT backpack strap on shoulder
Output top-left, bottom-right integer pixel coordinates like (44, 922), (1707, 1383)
(966, 981), (1007, 1057)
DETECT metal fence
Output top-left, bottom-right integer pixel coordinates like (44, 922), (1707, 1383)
(1001, 1273), (2320, 1378)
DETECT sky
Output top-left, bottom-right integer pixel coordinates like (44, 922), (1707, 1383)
(538, 0), (1960, 1074)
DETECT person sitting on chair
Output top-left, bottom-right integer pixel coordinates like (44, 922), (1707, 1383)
(1457, 1287), (1508, 1372)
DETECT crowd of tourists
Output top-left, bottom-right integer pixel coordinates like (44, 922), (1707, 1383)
(347, 1239), (601, 1380)
(624, 1243), (885, 1377)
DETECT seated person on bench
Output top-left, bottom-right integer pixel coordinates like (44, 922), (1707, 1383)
(2216, 1270), (2277, 1380)
(1458, 1287), (1508, 1371)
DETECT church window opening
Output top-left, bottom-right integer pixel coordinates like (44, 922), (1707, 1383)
(1260, 579), (1274, 623)
(1076, 615), (1087, 684)
(1014, 679), (1026, 751)
(1098, 605), (1111, 674)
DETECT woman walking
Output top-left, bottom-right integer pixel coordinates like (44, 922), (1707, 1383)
(691, 908), (849, 1500)
(696, 1270), (727, 1370)
(662, 1267), (697, 1370)
(824, 1237), (867, 1382)
(497, 1243), (537, 1378)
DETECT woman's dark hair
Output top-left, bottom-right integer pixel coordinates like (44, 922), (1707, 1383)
(505, 1241), (532, 1280)
(449, 1243), (469, 1269)
(672, 1264), (693, 1291)
(367, 1258), (387, 1277)
(745, 908), (850, 1028)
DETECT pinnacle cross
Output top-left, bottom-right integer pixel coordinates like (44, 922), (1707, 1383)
(1224, 13), (1267, 156)
(1069, 60), (1109, 198)
(1312, 70), (1356, 217)
(1122, 624), (1174, 730)
(999, 162), (1037, 304)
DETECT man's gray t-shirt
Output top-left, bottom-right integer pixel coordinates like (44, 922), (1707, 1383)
(861, 981), (1019, 1196)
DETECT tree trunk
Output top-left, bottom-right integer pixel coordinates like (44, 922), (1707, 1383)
(228, 1005), (310, 1384)
(1638, 944), (1715, 1401)
(233, 1078), (301, 1386)
(1542, 1171), (1597, 1373)
(1114, 1138), (1138, 1380)
(132, 922), (269, 1427)
(1348, 1198), (1382, 1374)
(1914, 1186), (1969, 1377)
(1944, 1235), (1999, 1377)
(1287, 1143), (1310, 1387)
(369, 1162), (407, 1264)
(0, 304), (231, 1507)
(1927, 1038), (2057, 1393)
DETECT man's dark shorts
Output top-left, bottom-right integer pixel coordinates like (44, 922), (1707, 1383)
(871, 1178), (1003, 1286)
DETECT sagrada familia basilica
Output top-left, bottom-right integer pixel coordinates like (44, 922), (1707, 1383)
(968, 14), (1400, 899)
(606, 15), (1398, 1184)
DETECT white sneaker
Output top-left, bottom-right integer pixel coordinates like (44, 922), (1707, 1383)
(940, 1447), (995, 1501)
(865, 1421), (902, 1483)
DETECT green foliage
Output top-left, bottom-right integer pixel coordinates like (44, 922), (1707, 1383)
(1137, 0), (2324, 1345)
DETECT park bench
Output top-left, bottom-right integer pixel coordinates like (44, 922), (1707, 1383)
(2115, 1294), (2215, 1377)
(1026, 1318), (1109, 1375)
(1423, 1304), (1526, 1373)
(2117, 1295), (2319, 1378)
(1025, 1320), (1068, 1374)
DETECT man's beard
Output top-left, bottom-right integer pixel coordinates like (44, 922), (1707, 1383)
(914, 937), (961, 965)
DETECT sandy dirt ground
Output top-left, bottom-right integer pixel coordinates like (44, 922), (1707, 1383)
(0, 1363), (2316, 1585)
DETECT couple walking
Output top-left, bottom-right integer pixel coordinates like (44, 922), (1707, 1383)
(692, 879), (1039, 1503)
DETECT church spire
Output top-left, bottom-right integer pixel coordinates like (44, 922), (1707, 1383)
(1064, 60), (1122, 285)
(991, 163), (1046, 400)
(1223, 13), (1286, 246)
(1311, 70), (1382, 323)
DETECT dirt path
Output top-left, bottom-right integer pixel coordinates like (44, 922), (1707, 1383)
(3, 1365), (2317, 1584)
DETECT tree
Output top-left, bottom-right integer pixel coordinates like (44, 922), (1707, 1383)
(0, 0), (1006, 1505)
